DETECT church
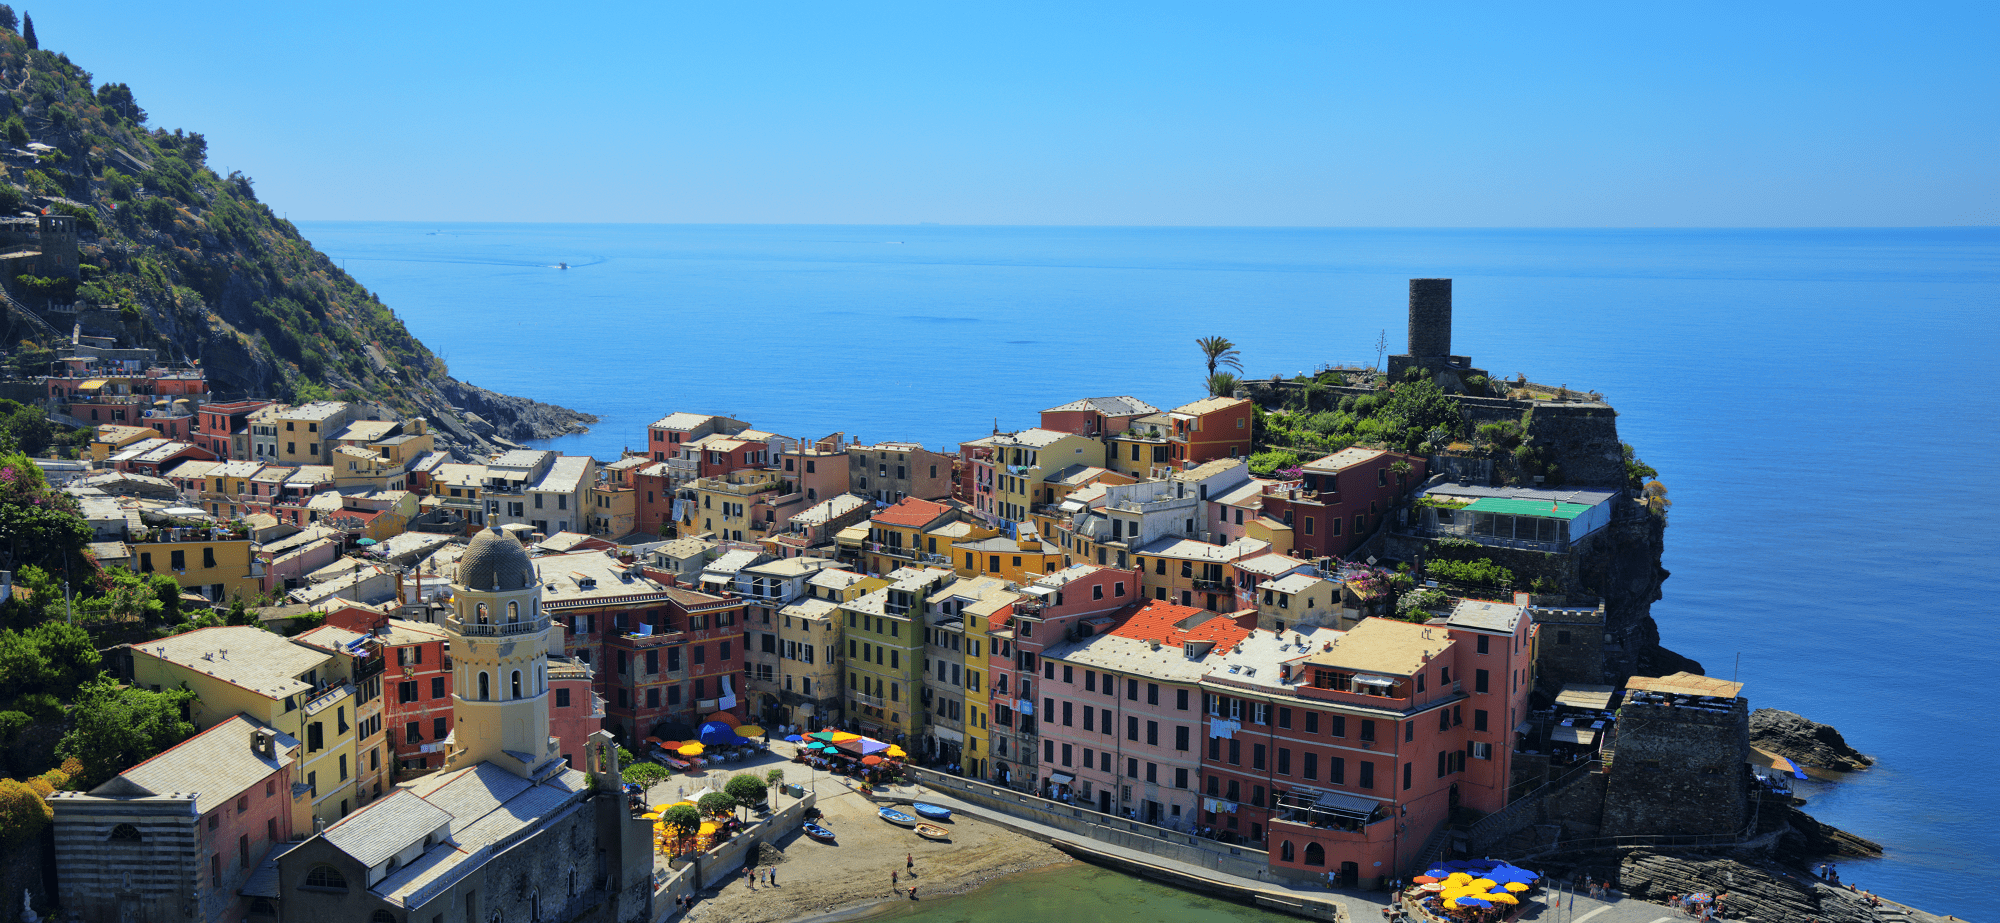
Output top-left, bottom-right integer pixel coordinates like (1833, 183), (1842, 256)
(54, 527), (656, 923)
(262, 527), (655, 923)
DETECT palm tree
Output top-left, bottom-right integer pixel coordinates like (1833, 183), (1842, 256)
(1207, 372), (1240, 398)
(1197, 337), (1242, 378)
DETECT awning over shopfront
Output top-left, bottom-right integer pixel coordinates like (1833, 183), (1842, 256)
(930, 727), (963, 743)
(1048, 772), (1075, 786)
(1554, 684), (1616, 711)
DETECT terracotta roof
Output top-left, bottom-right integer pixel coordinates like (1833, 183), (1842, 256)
(1108, 601), (1255, 648)
(870, 497), (952, 528)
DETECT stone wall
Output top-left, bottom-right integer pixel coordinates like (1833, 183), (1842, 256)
(1600, 701), (1750, 838)
(1529, 603), (1609, 689)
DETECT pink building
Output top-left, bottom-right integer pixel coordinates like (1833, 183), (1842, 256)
(1196, 604), (1533, 886)
(1037, 600), (1254, 825)
(983, 564), (1140, 793)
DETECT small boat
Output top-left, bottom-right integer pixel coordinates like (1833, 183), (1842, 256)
(557, 262), (569, 270)
(913, 822), (950, 841)
(911, 803), (952, 821)
(802, 822), (836, 843)
(878, 807), (918, 827)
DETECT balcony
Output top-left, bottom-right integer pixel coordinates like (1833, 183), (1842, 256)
(851, 691), (886, 709)
(303, 683), (352, 716)
(449, 615), (551, 637)
(1191, 579), (1231, 593)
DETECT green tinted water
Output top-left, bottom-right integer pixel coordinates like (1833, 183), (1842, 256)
(854, 863), (1303, 923)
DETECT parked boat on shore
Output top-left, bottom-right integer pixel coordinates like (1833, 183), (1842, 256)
(878, 807), (918, 827)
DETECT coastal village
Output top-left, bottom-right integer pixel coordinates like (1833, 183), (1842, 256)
(0, 281), (1913, 923)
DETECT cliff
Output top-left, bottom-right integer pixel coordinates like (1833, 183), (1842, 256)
(1752, 709), (1877, 774)
(0, 24), (592, 456)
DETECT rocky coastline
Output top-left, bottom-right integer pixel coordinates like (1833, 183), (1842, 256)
(1751, 709), (1877, 774)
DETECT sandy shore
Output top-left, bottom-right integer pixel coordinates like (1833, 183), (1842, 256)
(668, 778), (1069, 923)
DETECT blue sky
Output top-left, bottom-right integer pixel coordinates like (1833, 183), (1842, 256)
(41, 1), (2000, 225)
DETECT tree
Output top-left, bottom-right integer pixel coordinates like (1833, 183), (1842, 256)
(0, 777), (50, 848)
(660, 803), (700, 850)
(55, 679), (197, 788)
(0, 6), (16, 33)
(2, 115), (23, 148)
(0, 452), (94, 579)
(696, 791), (735, 818)
(765, 767), (785, 790)
(1206, 371), (1239, 398)
(19, 12), (31, 49)
(95, 83), (146, 125)
(623, 761), (668, 790)
(724, 773), (767, 810)
(1196, 336), (1242, 379)
(0, 620), (101, 701)
(1374, 329), (1388, 370)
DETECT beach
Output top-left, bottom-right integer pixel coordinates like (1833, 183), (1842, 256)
(653, 747), (1070, 923)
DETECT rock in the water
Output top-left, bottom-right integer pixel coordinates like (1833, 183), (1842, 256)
(1778, 804), (1883, 862)
(1750, 709), (1874, 773)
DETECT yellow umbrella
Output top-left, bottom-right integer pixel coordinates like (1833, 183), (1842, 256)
(736, 725), (765, 738)
(1485, 893), (1519, 905)
(699, 821), (719, 834)
(1443, 899), (1463, 910)
(650, 804), (676, 813)
(673, 800), (696, 808)
(1446, 872), (1473, 885)
(829, 732), (861, 742)
(885, 745), (907, 758)
(1470, 878), (1498, 891)
(1504, 882), (1531, 893)
(641, 812), (662, 820)
(679, 743), (705, 756)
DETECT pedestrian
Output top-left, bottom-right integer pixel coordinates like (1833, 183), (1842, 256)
(771, 867), (778, 887)
(892, 869), (899, 891)
(909, 885), (918, 900)
(746, 866), (756, 890)
(907, 852), (914, 873)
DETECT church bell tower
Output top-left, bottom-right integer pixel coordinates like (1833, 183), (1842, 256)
(442, 526), (563, 779)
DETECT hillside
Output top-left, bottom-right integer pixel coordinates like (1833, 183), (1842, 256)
(0, 14), (592, 454)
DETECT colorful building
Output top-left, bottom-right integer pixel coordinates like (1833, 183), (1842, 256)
(840, 567), (954, 741)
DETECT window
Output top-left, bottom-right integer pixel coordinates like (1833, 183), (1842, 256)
(304, 865), (348, 891)
(435, 717), (447, 739)
(1175, 725), (1189, 751)
(1252, 743), (1266, 770)
(1475, 669), (1490, 694)
(1358, 761), (1374, 790)
(557, 688), (571, 708)
(1177, 688), (1189, 711)
(405, 720), (420, 742)
(1471, 741), (1493, 760)
(1359, 719), (1375, 742)
(1474, 709), (1488, 732)
(432, 677), (446, 698)
(1477, 634), (1490, 654)
(1146, 720), (1158, 745)
(1127, 716), (1139, 741)
(1404, 761), (1414, 790)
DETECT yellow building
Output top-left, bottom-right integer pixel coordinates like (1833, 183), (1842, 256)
(951, 532), (1065, 581)
(591, 456), (646, 536)
(128, 626), (368, 824)
(688, 469), (798, 543)
(864, 497), (964, 576)
(90, 424), (155, 462)
(293, 625), (392, 804)
(269, 401), (354, 466)
(985, 428), (1108, 528)
(959, 589), (1018, 782)
(1131, 536), (1266, 611)
(840, 567), (953, 741)
(129, 536), (261, 602)
(919, 576), (1014, 775)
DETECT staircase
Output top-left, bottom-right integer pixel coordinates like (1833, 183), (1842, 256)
(0, 288), (63, 340)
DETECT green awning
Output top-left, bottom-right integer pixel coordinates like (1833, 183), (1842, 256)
(1462, 497), (1588, 520)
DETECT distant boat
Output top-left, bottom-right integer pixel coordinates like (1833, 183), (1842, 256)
(803, 822), (837, 843)
(878, 807), (917, 827)
(911, 803), (951, 821)
(557, 262), (568, 270)
(914, 822), (950, 840)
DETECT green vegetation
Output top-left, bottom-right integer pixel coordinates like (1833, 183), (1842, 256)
(1395, 587), (1449, 621)
(1197, 336), (1242, 379)
(697, 791), (736, 817)
(1206, 371), (1239, 397)
(0, 452), (92, 578)
(623, 761), (669, 789)
(660, 804), (701, 836)
(55, 678), (197, 788)
(1256, 376), (1463, 458)
(1426, 557), (1514, 591)
(724, 772), (768, 808)
(0, 25), (450, 414)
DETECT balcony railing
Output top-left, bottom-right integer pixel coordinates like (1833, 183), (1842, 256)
(851, 691), (886, 709)
(451, 617), (551, 637)
(304, 683), (352, 715)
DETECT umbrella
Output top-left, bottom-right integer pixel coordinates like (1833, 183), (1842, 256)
(641, 812), (661, 820)
(736, 725), (765, 738)
(707, 712), (742, 728)
(1418, 883), (1446, 893)
(886, 745), (907, 758)
(1486, 865), (1538, 883)
(698, 722), (738, 746)
(829, 732), (861, 742)
(1504, 882), (1531, 893)
(810, 731), (836, 742)
(1457, 898), (1493, 909)
(672, 800), (696, 808)
(1413, 876), (1439, 884)
(1424, 868), (1454, 879)
(785, 734), (806, 743)
(1485, 893), (1518, 905)
(356, 537), (378, 545)
(860, 755), (883, 766)
(678, 743), (705, 756)
(699, 821), (719, 834)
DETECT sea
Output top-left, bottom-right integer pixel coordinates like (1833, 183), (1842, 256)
(297, 222), (1999, 920)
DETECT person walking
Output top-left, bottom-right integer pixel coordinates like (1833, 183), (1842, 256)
(909, 885), (918, 900)
(770, 866), (778, 888)
(891, 869), (899, 892)
(907, 852), (915, 875)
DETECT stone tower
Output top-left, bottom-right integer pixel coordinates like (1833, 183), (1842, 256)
(441, 526), (564, 779)
(1386, 278), (1487, 389)
(1407, 278), (1452, 360)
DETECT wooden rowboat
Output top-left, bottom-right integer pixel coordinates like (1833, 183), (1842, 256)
(878, 807), (918, 827)
(803, 822), (836, 843)
(913, 822), (950, 841)
(911, 802), (952, 821)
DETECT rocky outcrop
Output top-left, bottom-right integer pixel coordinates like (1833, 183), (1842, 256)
(1777, 804), (1884, 862)
(1609, 851), (1889, 923)
(1751, 709), (1875, 773)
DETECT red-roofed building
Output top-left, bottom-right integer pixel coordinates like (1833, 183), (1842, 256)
(1035, 601), (1254, 821)
(863, 497), (959, 575)
(1259, 448), (1426, 560)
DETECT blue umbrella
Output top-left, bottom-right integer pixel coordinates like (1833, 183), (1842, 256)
(1487, 865), (1538, 883)
(784, 734), (806, 743)
(1423, 868), (1454, 879)
(698, 721), (737, 746)
(1456, 898), (1493, 909)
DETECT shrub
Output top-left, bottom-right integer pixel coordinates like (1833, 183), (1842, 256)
(660, 804), (701, 834)
(0, 777), (51, 848)
(623, 762), (668, 789)
(1427, 557), (1514, 591)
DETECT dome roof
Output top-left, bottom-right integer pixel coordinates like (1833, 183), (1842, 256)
(458, 526), (535, 591)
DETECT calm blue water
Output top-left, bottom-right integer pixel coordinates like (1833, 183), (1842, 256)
(299, 223), (1999, 918)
